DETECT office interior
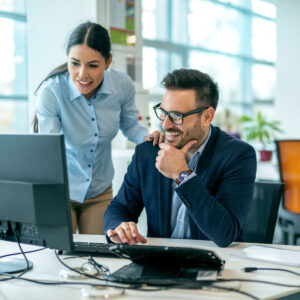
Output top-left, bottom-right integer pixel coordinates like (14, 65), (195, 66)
(1, 0), (300, 245)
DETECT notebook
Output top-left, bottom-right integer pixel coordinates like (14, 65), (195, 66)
(230, 245), (300, 267)
(107, 244), (225, 286)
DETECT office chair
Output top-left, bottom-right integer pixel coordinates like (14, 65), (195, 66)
(242, 180), (284, 244)
(276, 140), (300, 245)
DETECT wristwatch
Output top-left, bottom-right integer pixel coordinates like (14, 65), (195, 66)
(175, 169), (193, 185)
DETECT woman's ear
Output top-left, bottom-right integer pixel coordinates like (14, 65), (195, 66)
(105, 54), (113, 69)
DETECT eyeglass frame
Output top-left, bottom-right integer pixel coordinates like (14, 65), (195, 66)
(153, 103), (209, 125)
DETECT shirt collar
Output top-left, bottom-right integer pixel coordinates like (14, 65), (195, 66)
(68, 70), (112, 102)
(189, 125), (212, 164)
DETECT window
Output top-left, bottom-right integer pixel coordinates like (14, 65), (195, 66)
(0, 0), (27, 133)
(142, 0), (276, 116)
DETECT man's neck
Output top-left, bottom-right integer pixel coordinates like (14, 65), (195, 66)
(186, 128), (210, 162)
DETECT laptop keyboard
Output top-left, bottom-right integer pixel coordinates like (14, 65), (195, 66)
(71, 241), (116, 256)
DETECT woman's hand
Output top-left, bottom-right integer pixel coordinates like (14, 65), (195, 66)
(144, 130), (165, 146)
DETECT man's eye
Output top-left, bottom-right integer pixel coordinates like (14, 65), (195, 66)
(71, 62), (79, 66)
(89, 64), (99, 68)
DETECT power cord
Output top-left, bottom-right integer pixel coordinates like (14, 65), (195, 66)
(243, 267), (300, 277)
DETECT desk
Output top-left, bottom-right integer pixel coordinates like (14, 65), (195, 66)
(1, 235), (300, 300)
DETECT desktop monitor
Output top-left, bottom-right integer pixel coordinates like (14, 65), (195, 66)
(0, 134), (73, 268)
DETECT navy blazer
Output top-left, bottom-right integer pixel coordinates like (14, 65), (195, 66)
(104, 126), (257, 247)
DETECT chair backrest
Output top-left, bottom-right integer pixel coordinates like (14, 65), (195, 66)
(276, 140), (300, 213)
(242, 180), (284, 243)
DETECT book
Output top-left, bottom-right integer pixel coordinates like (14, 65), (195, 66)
(230, 245), (300, 267)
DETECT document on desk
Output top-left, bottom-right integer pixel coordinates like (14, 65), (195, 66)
(230, 245), (300, 267)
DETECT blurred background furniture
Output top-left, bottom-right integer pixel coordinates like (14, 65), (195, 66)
(276, 140), (300, 245)
(242, 180), (284, 244)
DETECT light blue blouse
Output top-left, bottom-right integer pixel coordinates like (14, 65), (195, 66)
(37, 68), (148, 203)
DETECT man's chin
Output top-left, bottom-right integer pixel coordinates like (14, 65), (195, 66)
(165, 139), (182, 149)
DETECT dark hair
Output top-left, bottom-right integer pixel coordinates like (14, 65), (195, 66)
(33, 22), (111, 132)
(160, 68), (219, 110)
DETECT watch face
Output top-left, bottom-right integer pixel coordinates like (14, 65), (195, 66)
(178, 171), (191, 181)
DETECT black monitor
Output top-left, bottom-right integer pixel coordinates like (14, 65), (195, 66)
(0, 134), (73, 272)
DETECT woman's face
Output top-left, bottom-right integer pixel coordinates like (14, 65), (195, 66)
(67, 44), (112, 99)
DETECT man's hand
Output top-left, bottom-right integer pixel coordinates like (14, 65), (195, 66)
(107, 222), (147, 245)
(144, 130), (165, 146)
(155, 140), (197, 180)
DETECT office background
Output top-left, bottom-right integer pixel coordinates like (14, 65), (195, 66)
(0, 0), (299, 139)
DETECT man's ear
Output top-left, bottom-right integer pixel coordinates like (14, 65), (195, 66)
(202, 107), (215, 127)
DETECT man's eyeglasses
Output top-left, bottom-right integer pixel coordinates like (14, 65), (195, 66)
(153, 103), (209, 125)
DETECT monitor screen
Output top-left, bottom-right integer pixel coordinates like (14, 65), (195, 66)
(0, 133), (73, 252)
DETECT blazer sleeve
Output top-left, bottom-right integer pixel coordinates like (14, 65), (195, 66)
(175, 143), (257, 247)
(104, 146), (144, 233)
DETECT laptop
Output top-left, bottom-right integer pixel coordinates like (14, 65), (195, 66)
(107, 244), (225, 286)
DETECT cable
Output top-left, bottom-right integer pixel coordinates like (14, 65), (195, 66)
(55, 251), (260, 299)
(243, 267), (300, 277)
(0, 247), (46, 259)
(217, 278), (300, 288)
(0, 232), (32, 281)
(170, 283), (259, 300)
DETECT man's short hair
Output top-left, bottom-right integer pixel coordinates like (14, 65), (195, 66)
(161, 69), (219, 110)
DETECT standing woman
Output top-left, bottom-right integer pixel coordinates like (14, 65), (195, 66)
(34, 21), (162, 234)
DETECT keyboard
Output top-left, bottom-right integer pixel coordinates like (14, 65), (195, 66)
(62, 242), (117, 257)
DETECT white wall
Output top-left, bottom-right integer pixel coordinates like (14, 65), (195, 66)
(274, 0), (300, 138)
(26, 0), (98, 124)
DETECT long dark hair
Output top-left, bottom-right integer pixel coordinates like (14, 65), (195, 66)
(33, 22), (111, 132)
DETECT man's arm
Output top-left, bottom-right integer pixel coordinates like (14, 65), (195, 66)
(104, 146), (146, 244)
(156, 141), (256, 247)
(176, 144), (257, 247)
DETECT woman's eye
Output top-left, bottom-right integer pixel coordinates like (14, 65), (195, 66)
(71, 62), (79, 66)
(89, 64), (99, 68)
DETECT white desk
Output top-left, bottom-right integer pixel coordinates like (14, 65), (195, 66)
(1, 235), (300, 300)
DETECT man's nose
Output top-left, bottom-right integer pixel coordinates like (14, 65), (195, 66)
(161, 115), (174, 130)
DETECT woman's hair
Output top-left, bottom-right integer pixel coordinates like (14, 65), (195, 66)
(33, 22), (111, 132)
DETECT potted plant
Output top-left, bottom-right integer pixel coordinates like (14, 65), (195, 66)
(240, 111), (283, 162)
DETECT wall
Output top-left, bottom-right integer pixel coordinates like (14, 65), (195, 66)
(26, 0), (97, 123)
(274, 0), (300, 138)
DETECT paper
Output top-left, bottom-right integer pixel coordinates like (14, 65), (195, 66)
(230, 245), (300, 267)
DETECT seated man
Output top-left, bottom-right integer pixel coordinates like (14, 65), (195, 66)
(104, 69), (257, 247)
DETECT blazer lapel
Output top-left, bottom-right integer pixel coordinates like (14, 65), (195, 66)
(195, 125), (219, 180)
(158, 173), (172, 238)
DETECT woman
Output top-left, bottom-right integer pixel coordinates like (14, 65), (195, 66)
(34, 21), (162, 234)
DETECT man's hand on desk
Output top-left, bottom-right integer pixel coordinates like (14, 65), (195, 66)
(107, 221), (147, 245)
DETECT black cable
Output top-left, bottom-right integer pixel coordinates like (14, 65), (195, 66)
(0, 232), (32, 281)
(243, 267), (300, 277)
(0, 247), (46, 259)
(55, 251), (261, 299)
(217, 278), (300, 288)
(164, 283), (259, 300)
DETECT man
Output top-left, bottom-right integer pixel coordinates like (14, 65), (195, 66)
(104, 69), (256, 247)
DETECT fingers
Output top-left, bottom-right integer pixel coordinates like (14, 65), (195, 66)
(107, 222), (145, 245)
(158, 132), (165, 144)
(136, 233), (147, 244)
(180, 140), (198, 154)
(107, 229), (122, 244)
(144, 135), (153, 142)
(146, 131), (164, 146)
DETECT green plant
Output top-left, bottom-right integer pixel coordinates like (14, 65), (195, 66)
(240, 111), (283, 149)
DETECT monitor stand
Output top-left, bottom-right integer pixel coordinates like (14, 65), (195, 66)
(0, 258), (33, 274)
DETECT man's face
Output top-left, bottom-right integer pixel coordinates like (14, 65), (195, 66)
(160, 89), (210, 149)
